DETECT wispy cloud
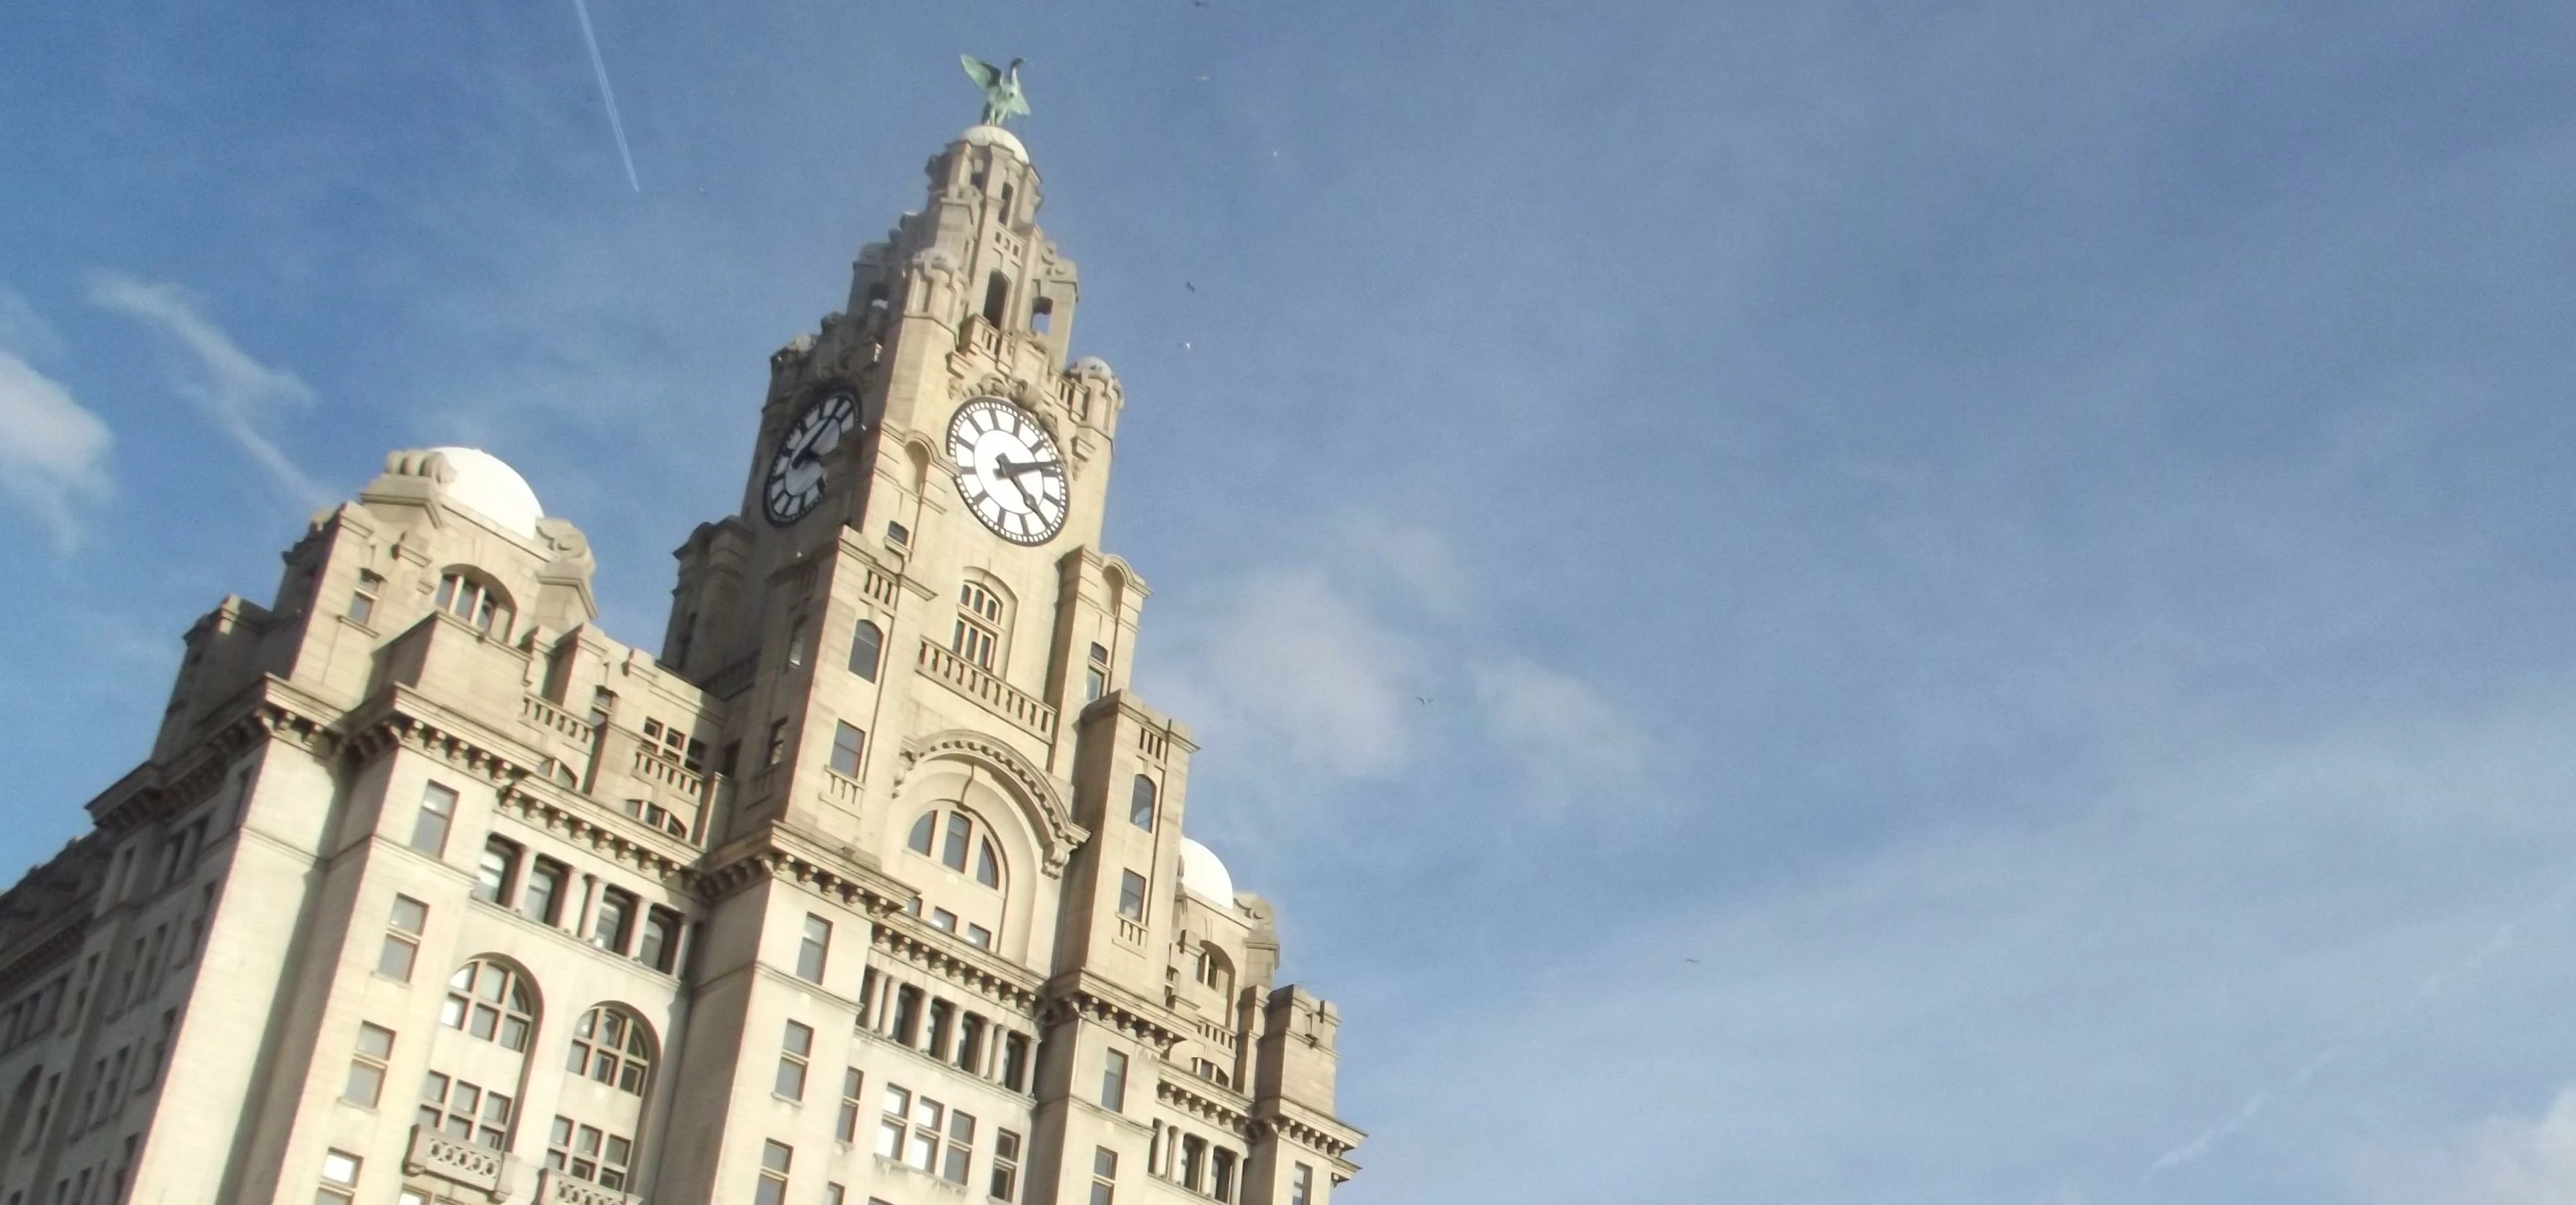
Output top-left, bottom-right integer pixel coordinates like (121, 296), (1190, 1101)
(0, 347), (114, 551)
(2361, 1088), (2576, 1205)
(1471, 657), (1652, 811)
(87, 273), (327, 506)
(1150, 567), (1418, 779)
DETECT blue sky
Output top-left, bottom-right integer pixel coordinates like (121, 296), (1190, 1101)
(9, 1), (2576, 1201)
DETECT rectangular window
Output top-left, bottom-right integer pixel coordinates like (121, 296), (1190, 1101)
(1001, 1032), (1031, 1092)
(638, 906), (681, 972)
(1291, 1163), (1313, 1205)
(347, 571), (383, 624)
(1212, 1148), (1237, 1202)
(929, 907), (958, 933)
(905, 1095), (942, 1173)
(139, 1009), (175, 1088)
(592, 889), (636, 954)
(990, 1129), (1022, 1202)
(956, 1013), (986, 1073)
(1099, 1049), (1128, 1112)
(941, 1109), (976, 1184)
(828, 722), (864, 777)
(317, 1149), (360, 1204)
(1117, 871), (1147, 921)
(966, 922), (993, 950)
(754, 1140), (791, 1205)
(825, 1186), (845, 1205)
(890, 986), (922, 1045)
(344, 1022), (394, 1106)
(473, 836), (519, 905)
(796, 915), (830, 983)
(418, 1072), (512, 1149)
(926, 1000), (954, 1059)
(1085, 666), (1106, 702)
(1180, 1135), (1205, 1190)
(1090, 1147), (1117, 1205)
(545, 1117), (634, 1190)
(379, 895), (427, 980)
(765, 719), (789, 767)
(776, 1020), (812, 1100)
(522, 858), (567, 925)
(410, 782), (457, 855)
(835, 1068), (863, 1143)
(876, 1085), (909, 1160)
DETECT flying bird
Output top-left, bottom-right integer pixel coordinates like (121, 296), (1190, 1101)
(1185, 281), (1196, 292)
(960, 55), (1032, 127)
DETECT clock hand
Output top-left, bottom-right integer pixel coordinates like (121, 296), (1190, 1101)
(993, 457), (1060, 478)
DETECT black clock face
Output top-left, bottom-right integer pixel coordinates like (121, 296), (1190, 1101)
(946, 397), (1068, 545)
(763, 391), (860, 525)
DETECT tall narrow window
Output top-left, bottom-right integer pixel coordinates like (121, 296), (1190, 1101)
(1291, 1163), (1313, 1205)
(1031, 295), (1054, 335)
(1099, 1049), (1128, 1112)
(1117, 871), (1147, 921)
(877, 1084), (911, 1160)
(347, 570), (384, 624)
(592, 889), (636, 954)
(829, 722), (865, 777)
(754, 1140), (791, 1205)
(996, 184), (1015, 227)
(926, 1001), (955, 1059)
(317, 1150), (361, 1204)
(1085, 641), (1108, 701)
(522, 858), (567, 925)
(785, 618), (809, 669)
(379, 896), (427, 980)
(473, 837), (518, 905)
(990, 1129), (1023, 1202)
(1090, 1147), (1117, 1205)
(1212, 1148), (1238, 1202)
(974, 839), (1001, 890)
(1129, 775), (1156, 831)
(776, 1020), (813, 1099)
(942, 1109), (977, 1184)
(410, 783), (457, 855)
(982, 272), (1011, 327)
(797, 915), (830, 983)
(345, 1023), (394, 1106)
(835, 1068), (864, 1142)
(907, 812), (936, 855)
(891, 986), (923, 1045)
(956, 1014), (986, 1072)
(1180, 1135), (1206, 1191)
(952, 581), (1003, 669)
(637, 907), (680, 972)
(764, 720), (789, 767)
(1001, 1032), (1031, 1092)
(848, 620), (882, 681)
(941, 813), (972, 872)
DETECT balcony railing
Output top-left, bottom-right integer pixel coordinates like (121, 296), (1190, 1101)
(917, 637), (1056, 740)
(539, 1169), (639, 1205)
(404, 1125), (504, 1196)
(1117, 917), (1149, 947)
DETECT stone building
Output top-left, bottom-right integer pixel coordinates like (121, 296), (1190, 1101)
(0, 120), (1361, 1205)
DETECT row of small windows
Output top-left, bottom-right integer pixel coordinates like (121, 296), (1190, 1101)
(407, 781), (685, 976)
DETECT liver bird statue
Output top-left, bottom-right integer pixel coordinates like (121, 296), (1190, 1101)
(960, 55), (1031, 127)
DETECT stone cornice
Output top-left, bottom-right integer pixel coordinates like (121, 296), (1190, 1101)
(0, 909), (91, 998)
(868, 915), (1046, 1016)
(1249, 1096), (1365, 1162)
(88, 677), (340, 837)
(1043, 968), (1190, 1051)
(1154, 1074), (1252, 1137)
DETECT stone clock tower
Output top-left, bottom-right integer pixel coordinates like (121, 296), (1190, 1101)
(0, 115), (1359, 1205)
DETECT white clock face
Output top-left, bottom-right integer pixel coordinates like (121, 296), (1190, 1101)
(946, 397), (1068, 545)
(764, 390), (860, 525)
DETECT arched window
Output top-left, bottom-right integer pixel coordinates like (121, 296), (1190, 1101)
(1129, 775), (1156, 832)
(565, 1006), (654, 1096)
(441, 958), (537, 1052)
(905, 808), (1004, 891)
(848, 620), (883, 682)
(952, 577), (1009, 671)
(435, 570), (514, 638)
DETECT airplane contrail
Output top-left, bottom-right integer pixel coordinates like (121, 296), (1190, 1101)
(2143, 865), (2576, 1181)
(569, 0), (640, 192)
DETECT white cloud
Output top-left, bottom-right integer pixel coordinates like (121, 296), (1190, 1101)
(1471, 658), (1652, 810)
(2362, 1089), (2576, 1205)
(87, 272), (327, 504)
(0, 350), (114, 550)
(1152, 568), (1417, 779)
(0, 286), (62, 361)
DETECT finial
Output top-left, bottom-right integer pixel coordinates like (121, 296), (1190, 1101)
(960, 55), (1031, 128)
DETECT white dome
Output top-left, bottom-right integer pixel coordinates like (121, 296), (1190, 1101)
(1178, 837), (1236, 907)
(960, 123), (1028, 162)
(429, 447), (543, 538)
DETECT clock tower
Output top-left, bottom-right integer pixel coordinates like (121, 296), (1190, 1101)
(0, 96), (1357, 1205)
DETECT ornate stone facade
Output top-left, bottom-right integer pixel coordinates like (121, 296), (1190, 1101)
(0, 123), (1359, 1205)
